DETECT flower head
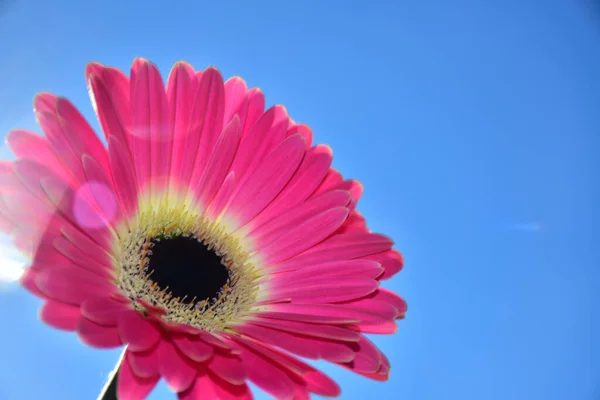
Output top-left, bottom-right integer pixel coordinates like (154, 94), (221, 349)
(1, 58), (406, 399)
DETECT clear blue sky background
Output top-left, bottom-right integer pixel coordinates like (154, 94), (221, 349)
(0, 1), (597, 399)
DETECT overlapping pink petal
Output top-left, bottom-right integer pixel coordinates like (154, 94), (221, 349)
(1, 58), (406, 399)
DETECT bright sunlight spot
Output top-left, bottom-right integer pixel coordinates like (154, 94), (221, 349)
(0, 234), (27, 283)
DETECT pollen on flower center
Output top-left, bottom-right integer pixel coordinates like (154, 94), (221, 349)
(112, 195), (259, 332)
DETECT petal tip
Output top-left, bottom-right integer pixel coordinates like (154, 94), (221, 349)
(32, 92), (56, 112)
(85, 61), (105, 78)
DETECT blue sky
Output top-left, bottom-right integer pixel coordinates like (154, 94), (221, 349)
(0, 1), (598, 399)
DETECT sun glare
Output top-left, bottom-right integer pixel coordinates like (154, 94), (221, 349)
(0, 234), (27, 283)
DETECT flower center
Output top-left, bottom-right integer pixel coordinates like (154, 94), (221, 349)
(147, 236), (230, 305)
(112, 196), (260, 332)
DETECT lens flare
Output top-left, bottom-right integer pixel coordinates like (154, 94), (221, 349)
(509, 222), (544, 232)
(0, 234), (27, 282)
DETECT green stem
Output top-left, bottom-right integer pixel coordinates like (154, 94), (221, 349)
(97, 348), (127, 400)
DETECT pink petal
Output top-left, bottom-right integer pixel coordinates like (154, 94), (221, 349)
(130, 58), (145, 83)
(235, 324), (321, 360)
(240, 88), (266, 138)
(354, 369), (390, 382)
(313, 177), (362, 204)
(275, 354), (341, 398)
(364, 249), (404, 280)
(188, 67), (226, 189)
(348, 320), (398, 334)
(36, 267), (116, 305)
(86, 63), (132, 146)
(77, 317), (122, 348)
(258, 207), (349, 266)
(39, 177), (112, 246)
(336, 211), (368, 234)
(244, 144), (333, 232)
(59, 222), (114, 264)
(178, 373), (219, 400)
(118, 353), (159, 400)
(130, 59), (169, 195)
(0, 162), (20, 193)
(228, 105), (289, 189)
(34, 109), (87, 184)
(267, 277), (378, 304)
(39, 300), (81, 331)
(2, 169), (52, 206)
(127, 347), (159, 378)
(256, 310), (358, 325)
(134, 298), (168, 317)
(52, 236), (114, 279)
(334, 299), (398, 321)
(293, 387), (310, 400)
(233, 338), (296, 400)
(157, 339), (198, 392)
(208, 352), (246, 385)
(14, 225), (63, 257)
(247, 190), (350, 250)
(369, 288), (408, 318)
(0, 213), (15, 234)
(71, 174), (119, 230)
(348, 351), (391, 382)
(179, 67), (225, 187)
(342, 336), (382, 373)
(0, 201), (18, 231)
(223, 77), (249, 126)
(32, 232), (67, 266)
(33, 240), (77, 265)
(81, 296), (128, 326)
(205, 171), (236, 220)
(55, 97), (110, 171)
(272, 259), (383, 280)
(0, 160), (12, 174)
(346, 180), (363, 210)
(166, 62), (198, 192)
(19, 268), (46, 299)
(193, 116), (241, 208)
(225, 133), (306, 229)
(32, 91), (54, 113)
(12, 158), (62, 202)
(173, 335), (214, 362)
(381, 352), (392, 372)
(108, 134), (138, 217)
(312, 168), (343, 195)
(303, 231), (392, 258)
(6, 129), (66, 177)
(15, 230), (59, 262)
(2, 193), (52, 231)
(235, 323), (354, 363)
(163, 321), (204, 336)
(118, 309), (161, 352)
(263, 303), (393, 325)
(211, 375), (254, 400)
(302, 369), (341, 397)
(251, 317), (360, 342)
(81, 155), (122, 228)
(286, 123), (313, 148)
(232, 335), (340, 397)
(193, 331), (236, 353)
(277, 232), (393, 271)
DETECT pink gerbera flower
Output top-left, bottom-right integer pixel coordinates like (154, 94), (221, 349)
(0, 58), (406, 399)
